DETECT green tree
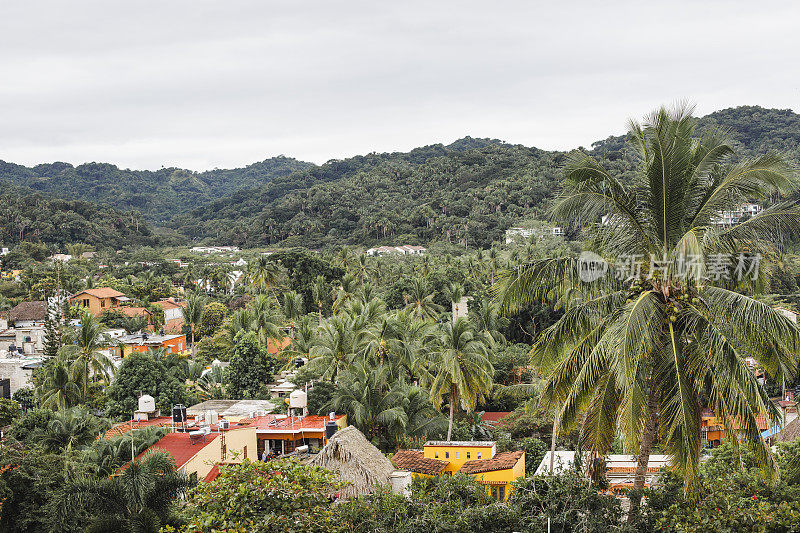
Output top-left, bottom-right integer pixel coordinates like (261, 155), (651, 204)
(105, 353), (186, 419)
(0, 398), (21, 426)
(177, 459), (342, 533)
(183, 293), (205, 354)
(199, 301), (227, 337)
(427, 317), (493, 441)
(37, 357), (82, 411)
(404, 277), (443, 321)
(497, 104), (800, 503)
(51, 449), (189, 532)
(59, 312), (114, 400)
(228, 331), (274, 399)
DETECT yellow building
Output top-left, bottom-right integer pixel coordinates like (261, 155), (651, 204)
(392, 440), (525, 501)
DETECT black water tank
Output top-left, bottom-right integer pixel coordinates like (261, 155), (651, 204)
(325, 421), (338, 439)
(172, 404), (187, 423)
(294, 357), (305, 368)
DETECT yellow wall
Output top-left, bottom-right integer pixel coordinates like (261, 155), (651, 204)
(423, 444), (495, 473)
(181, 427), (258, 480)
(471, 453), (525, 501)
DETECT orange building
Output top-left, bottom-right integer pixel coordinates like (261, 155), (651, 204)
(69, 288), (129, 316)
(110, 333), (187, 358)
(155, 298), (186, 334)
(701, 409), (769, 447)
(392, 441), (525, 501)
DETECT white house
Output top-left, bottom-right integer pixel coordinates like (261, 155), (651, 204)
(365, 245), (427, 257)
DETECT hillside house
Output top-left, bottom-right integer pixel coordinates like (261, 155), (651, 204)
(2, 301), (48, 328)
(392, 440), (525, 501)
(155, 298), (186, 333)
(535, 452), (671, 496)
(69, 288), (129, 316)
(109, 333), (186, 358)
(365, 245), (427, 257)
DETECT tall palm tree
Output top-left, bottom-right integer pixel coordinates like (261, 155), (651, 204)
(325, 361), (408, 444)
(52, 450), (189, 532)
(404, 277), (443, 321)
(184, 294), (205, 355)
(60, 312), (114, 400)
(444, 282), (464, 323)
(426, 317), (494, 441)
(496, 104), (800, 501)
(248, 255), (282, 302)
(38, 357), (82, 410)
(308, 315), (371, 381)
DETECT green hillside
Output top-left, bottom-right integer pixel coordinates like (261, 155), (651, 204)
(0, 184), (157, 249)
(3, 105), (798, 249)
(173, 106), (800, 248)
(0, 156), (313, 223)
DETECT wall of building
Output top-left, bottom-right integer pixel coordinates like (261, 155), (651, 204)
(423, 444), (495, 473)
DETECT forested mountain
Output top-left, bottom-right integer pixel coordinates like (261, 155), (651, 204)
(0, 156), (312, 223)
(0, 185), (157, 249)
(173, 106), (800, 248)
(176, 139), (563, 248)
(3, 106), (799, 249)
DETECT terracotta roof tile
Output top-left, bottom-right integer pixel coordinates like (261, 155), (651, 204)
(391, 449), (448, 474)
(73, 288), (126, 299)
(459, 450), (524, 474)
(136, 432), (218, 469)
(777, 416), (800, 442)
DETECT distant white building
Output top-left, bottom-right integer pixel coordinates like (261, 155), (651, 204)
(50, 253), (73, 262)
(710, 203), (763, 227)
(191, 246), (240, 254)
(0, 247), (9, 256)
(505, 226), (564, 244)
(365, 245), (427, 257)
(536, 451), (671, 495)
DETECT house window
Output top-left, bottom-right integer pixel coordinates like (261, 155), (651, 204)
(244, 446), (247, 459)
(434, 451), (439, 458)
(445, 452), (449, 459)
(82, 299), (89, 307)
(477, 452), (482, 459)
(491, 486), (506, 500)
(100, 300), (105, 308)
(466, 452), (471, 459)
(456, 452), (460, 459)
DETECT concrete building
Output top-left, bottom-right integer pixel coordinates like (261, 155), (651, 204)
(392, 440), (525, 501)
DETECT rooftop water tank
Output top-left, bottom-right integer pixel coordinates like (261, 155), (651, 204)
(138, 394), (156, 412)
(289, 389), (308, 409)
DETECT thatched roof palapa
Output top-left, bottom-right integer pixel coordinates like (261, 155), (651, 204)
(309, 426), (395, 499)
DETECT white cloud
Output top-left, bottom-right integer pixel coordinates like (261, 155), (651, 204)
(1, 0), (798, 170)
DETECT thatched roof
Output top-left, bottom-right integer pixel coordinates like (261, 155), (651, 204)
(776, 416), (800, 442)
(309, 426), (395, 499)
(4, 301), (47, 323)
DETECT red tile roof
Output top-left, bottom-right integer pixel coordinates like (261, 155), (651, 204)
(391, 450), (448, 474)
(136, 432), (218, 469)
(459, 451), (524, 474)
(115, 306), (152, 318)
(252, 414), (345, 432)
(204, 463), (221, 482)
(155, 299), (187, 310)
(480, 412), (512, 427)
(73, 288), (126, 299)
(104, 417), (176, 439)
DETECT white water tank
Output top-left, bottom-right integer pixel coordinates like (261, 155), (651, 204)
(289, 390), (308, 409)
(205, 410), (219, 425)
(138, 394), (156, 413)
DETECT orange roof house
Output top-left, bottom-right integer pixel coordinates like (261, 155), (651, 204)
(69, 288), (129, 316)
(155, 298), (186, 334)
(266, 337), (292, 355)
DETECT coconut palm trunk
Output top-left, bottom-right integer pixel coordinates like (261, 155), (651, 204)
(628, 383), (659, 519)
(447, 386), (456, 441)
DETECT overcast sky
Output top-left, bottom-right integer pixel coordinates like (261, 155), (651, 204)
(2, 1), (799, 171)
